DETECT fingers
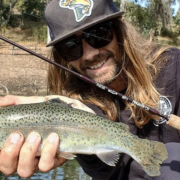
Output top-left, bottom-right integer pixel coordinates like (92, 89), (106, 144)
(0, 95), (17, 106)
(16, 96), (47, 105)
(0, 132), (24, 176)
(39, 133), (67, 171)
(0, 95), (95, 114)
(0, 95), (46, 107)
(0, 132), (67, 177)
(17, 132), (41, 177)
(46, 95), (95, 114)
(17, 132), (67, 176)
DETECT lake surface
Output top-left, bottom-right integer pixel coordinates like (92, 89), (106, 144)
(0, 160), (91, 180)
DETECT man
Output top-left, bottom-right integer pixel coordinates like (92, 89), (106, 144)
(0, 0), (180, 179)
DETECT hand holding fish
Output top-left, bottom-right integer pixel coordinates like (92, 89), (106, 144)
(0, 95), (94, 177)
(0, 131), (65, 177)
(0, 95), (95, 113)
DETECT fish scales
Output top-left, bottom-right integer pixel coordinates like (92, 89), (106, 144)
(0, 99), (168, 177)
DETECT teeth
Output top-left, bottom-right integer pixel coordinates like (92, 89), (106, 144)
(89, 60), (106, 69)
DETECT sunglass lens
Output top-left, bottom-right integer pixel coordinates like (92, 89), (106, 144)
(55, 39), (83, 61)
(55, 21), (113, 62)
(85, 22), (113, 49)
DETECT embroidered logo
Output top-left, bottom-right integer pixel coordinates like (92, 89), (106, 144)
(153, 96), (172, 126)
(59, 0), (94, 22)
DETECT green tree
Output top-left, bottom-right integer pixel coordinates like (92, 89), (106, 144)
(19, 0), (46, 21)
(0, 0), (19, 27)
(115, 0), (179, 36)
(17, 0), (47, 42)
(125, 1), (157, 35)
(133, 0), (178, 33)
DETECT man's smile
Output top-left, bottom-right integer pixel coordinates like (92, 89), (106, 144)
(87, 59), (107, 70)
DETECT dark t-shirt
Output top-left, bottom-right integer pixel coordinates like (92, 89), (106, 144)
(76, 48), (180, 180)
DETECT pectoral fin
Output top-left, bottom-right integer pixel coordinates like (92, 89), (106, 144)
(96, 150), (120, 166)
(59, 152), (77, 160)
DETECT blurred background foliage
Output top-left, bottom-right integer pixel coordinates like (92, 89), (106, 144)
(0, 0), (180, 45)
(0, 0), (47, 42)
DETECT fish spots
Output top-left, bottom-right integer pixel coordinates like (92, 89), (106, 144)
(0, 101), (168, 177)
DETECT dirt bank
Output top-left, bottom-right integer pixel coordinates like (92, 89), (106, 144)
(0, 54), (48, 96)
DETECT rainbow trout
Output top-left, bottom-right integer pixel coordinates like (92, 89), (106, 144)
(0, 99), (168, 176)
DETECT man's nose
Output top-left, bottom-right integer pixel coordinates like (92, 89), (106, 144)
(81, 39), (99, 61)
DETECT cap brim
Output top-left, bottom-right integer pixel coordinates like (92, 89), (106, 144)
(46, 11), (124, 47)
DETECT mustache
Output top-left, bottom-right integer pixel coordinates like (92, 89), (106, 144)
(80, 51), (114, 70)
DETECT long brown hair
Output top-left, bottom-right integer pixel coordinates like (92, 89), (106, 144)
(47, 17), (170, 128)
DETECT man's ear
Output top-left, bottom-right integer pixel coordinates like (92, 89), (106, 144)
(121, 16), (125, 22)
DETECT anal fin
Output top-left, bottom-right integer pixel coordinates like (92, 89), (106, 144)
(96, 150), (121, 166)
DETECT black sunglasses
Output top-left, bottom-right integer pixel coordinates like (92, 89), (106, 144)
(54, 21), (113, 62)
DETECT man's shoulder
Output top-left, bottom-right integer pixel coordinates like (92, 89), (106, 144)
(155, 47), (180, 94)
(154, 48), (180, 120)
(156, 47), (180, 78)
(163, 47), (180, 63)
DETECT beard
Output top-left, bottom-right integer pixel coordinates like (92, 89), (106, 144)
(79, 50), (122, 85)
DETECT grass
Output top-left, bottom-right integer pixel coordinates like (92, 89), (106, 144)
(157, 36), (180, 48)
(0, 27), (46, 46)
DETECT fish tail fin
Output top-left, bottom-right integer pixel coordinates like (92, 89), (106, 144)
(137, 140), (168, 177)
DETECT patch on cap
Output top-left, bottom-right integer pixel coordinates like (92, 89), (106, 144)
(59, 0), (94, 22)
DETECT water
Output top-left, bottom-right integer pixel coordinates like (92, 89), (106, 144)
(0, 160), (91, 180)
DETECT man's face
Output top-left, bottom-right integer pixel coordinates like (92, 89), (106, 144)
(69, 30), (121, 85)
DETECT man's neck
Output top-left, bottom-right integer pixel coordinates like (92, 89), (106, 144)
(107, 73), (127, 92)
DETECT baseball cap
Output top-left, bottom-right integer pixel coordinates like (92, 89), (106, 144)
(45, 0), (124, 47)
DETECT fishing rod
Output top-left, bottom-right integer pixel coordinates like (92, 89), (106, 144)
(0, 35), (179, 130)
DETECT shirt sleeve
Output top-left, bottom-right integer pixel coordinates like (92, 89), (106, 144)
(174, 48), (180, 116)
(155, 48), (180, 118)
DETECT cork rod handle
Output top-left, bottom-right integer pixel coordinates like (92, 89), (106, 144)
(167, 114), (180, 130)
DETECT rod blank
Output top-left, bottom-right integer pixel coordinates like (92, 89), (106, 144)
(1, 35), (180, 130)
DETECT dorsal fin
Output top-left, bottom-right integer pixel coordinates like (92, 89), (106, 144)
(47, 98), (65, 104)
(46, 98), (72, 107)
